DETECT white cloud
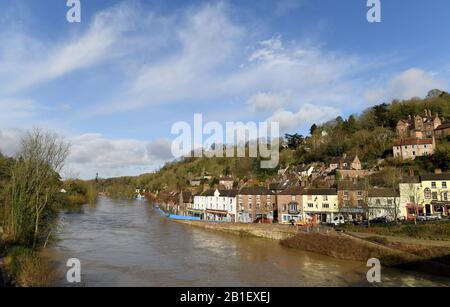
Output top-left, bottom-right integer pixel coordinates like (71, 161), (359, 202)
(246, 91), (292, 112)
(0, 128), (24, 156)
(67, 134), (174, 179)
(0, 3), (136, 94)
(0, 129), (174, 179)
(365, 68), (447, 103)
(267, 104), (340, 132)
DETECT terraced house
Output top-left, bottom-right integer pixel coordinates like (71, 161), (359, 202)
(302, 188), (339, 224)
(420, 173), (450, 217)
(277, 186), (304, 224)
(192, 189), (238, 222)
(237, 187), (275, 223)
(366, 188), (400, 221)
(338, 181), (367, 222)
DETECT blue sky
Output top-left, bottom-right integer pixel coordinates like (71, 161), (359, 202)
(0, 0), (449, 178)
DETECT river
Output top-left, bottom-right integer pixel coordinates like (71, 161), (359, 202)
(44, 198), (450, 287)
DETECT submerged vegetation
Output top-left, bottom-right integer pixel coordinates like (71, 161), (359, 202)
(0, 128), (97, 286)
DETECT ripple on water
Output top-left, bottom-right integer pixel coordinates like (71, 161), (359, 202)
(46, 198), (450, 287)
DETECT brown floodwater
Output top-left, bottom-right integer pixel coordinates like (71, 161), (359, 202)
(44, 198), (450, 287)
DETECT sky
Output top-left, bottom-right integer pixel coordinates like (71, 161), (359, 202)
(0, 0), (449, 179)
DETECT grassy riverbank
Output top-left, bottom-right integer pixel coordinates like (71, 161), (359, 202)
(173, 219), (450, 277)
(281, 232), (450, 277)
(336, 220), (450, 241)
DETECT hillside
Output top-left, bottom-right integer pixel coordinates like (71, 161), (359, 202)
(99, 91), (450, 195)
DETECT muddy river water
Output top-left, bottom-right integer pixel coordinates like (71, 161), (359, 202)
(44, 198), (450, 287)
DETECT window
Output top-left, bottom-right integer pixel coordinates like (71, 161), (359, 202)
(409, 196), (415, 203)
(424, 188), (432, 199)
(344, 191), (349, 200)
(387, 199), (393, 205)
(444, 192), (448, 201)
(249, 203), (252, 209)
(283, 204), (287, 211)
(432, 192), (438, 201)
(443, 182), (448, 189)
(323, 204), (329, 209)
(357, 200), (364, 207)
(376, 199), (381, 205)
(323, 195), (328, 201)
(308, 203), (313, 208)
(431, 182), (437, 189)
(344, 200), (349, 207)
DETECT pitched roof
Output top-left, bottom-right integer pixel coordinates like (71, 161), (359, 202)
(279, 186), (304, 195)
(239, 186), (272, 195)
(302, 188), (337, 196)
(420, 173), (450, 181)
(435, 121), (450, 131)
(338, 180), (366, 191)
(200, 189), (239, 197)
(367, 188), (399, 198)
(393, 138), (433, 146)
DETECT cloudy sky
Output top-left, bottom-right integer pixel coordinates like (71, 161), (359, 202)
(0, 0), (449, 179)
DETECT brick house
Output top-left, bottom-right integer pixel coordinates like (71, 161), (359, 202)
(338, 180), (367, 222)
(435, 121), (450, 139)
(393, 138), (435, 160)
(277, 186), (304, 224)
(237, 187), (275, 223)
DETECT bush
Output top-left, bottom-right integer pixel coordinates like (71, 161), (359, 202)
(5, 246), (55, 287)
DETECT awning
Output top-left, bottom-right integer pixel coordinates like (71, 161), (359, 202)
(206, 209), (228, 215)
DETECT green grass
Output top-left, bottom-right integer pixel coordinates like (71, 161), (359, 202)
(337, 220), (450, 241)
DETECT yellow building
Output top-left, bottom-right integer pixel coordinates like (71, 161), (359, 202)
(420, 173), (450, 217)
(301, 189), (339, 224)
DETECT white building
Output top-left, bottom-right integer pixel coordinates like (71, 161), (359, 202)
(367, 188), (400, 221)
(192, 189), (238, 222)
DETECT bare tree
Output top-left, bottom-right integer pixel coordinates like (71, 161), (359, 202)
(9, 128), (70, 247)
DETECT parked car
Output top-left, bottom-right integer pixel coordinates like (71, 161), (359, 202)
(370, 217), (389, 224)
(330, 215), (345, 226)
(426, 214), (442, 221)
(417, 215), (427, 222)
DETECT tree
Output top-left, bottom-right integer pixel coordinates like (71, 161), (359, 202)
(310, 124), (318, 136)
(8, 128), (70, 247)
(284, 134), (305, 149)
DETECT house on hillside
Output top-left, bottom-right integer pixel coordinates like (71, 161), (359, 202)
(393, 138), (435, 160)
(393, 110), (442, 160)
(435, 120), (450, 139)
(219, 177), (235, 190)
(329, 154), (362, 171)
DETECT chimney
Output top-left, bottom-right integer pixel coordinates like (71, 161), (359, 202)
(435, 169), (443, 174)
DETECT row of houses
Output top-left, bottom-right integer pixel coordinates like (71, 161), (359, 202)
(160, 173), (450, 224)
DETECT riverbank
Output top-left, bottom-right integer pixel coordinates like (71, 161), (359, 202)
(171, 220), (298, 240)
(172, 219), (450, 278)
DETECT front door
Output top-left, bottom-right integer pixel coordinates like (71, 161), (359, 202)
(425, 204), (431, 215)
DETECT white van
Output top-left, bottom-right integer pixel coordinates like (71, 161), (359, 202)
(331, 215), (345, 226)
